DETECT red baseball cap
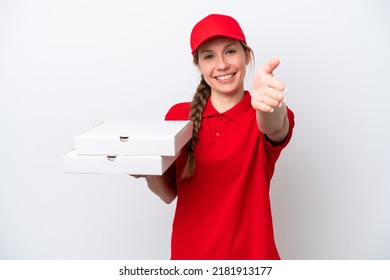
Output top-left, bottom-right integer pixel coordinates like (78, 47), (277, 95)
(190, 14), (246, 55)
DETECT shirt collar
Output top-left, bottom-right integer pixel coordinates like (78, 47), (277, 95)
(203, 91), (252, 121)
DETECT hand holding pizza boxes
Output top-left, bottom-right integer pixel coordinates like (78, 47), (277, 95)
(63, 120), (192, 175)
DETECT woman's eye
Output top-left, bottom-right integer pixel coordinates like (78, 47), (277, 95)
(226, 49), (236, 55)
(204, 54), (213, 60)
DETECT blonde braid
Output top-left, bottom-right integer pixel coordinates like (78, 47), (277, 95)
(181, 77), (211, 179)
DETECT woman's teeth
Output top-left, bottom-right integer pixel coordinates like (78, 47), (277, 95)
(216, 74), (233, 80)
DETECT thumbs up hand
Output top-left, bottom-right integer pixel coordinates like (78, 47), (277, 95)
(251, 57), (286, 113)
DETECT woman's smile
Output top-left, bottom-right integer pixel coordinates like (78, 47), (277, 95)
(215, 73), (235, 81)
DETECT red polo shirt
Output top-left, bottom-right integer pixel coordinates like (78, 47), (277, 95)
(165, 91), (295, 260)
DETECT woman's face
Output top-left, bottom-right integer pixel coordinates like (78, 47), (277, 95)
(196, 36), (250, 97)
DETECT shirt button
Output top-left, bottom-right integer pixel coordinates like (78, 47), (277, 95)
(217, 116), (223, 120)
(215, 132), (221, 137)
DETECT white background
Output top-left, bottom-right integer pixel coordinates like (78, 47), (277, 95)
(0, 0), (389, 259)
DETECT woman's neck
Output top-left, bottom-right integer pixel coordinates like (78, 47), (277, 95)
(210, 90), (245, 113)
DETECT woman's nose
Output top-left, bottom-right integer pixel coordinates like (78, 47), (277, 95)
(216, 55), (229, 70)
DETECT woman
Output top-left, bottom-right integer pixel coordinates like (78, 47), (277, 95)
(142, 14), (294, 260)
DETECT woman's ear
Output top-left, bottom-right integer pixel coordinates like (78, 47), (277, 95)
(245, 47), (251, 65)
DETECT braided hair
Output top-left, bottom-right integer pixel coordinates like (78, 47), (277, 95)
(181, 75), (210, 179)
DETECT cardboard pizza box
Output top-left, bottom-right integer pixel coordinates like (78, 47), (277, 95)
(75, 120), (192, 156)
(63, 149), (179, 175)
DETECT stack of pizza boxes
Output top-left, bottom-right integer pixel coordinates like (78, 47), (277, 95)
(64, 120), (192, 175)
